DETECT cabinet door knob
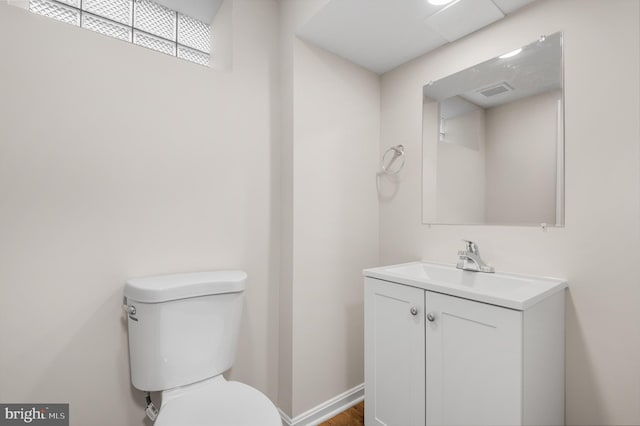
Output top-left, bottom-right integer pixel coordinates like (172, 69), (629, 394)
(410, 306), (418, 316)
(426, 312), (436, 322)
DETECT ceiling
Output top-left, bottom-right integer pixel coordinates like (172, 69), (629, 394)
(154, 0), (223, 24)
(296, 0), (538, 74)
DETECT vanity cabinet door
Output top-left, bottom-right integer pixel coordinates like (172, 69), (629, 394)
(425, 292), (523, 426)
(364, 278), (425, 426)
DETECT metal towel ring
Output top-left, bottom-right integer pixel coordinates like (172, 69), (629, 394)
(381, 145), (405, 175)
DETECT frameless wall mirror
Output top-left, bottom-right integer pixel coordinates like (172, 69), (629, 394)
(422, 32), (564, 226)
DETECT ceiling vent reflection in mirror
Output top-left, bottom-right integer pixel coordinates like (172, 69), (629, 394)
(29, 0), (212, 66)
(478, 82), (514, 97)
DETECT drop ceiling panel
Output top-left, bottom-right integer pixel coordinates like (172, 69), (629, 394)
(492, 0), (537, 14)
(297, 0), (537, 75)
(425, 0), (504, 42)
(297, 0), (449, 74)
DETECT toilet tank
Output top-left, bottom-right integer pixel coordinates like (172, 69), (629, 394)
(124, 271), (246, 391)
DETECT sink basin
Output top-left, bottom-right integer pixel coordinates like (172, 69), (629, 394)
(363, 262), (567, 310)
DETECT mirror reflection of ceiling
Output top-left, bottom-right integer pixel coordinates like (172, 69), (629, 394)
(154, 0), (223, 24)
(297, 0), (537, 74)
(425, 32), (562, 112)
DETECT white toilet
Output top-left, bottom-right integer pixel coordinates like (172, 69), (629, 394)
(123, 270), (281, 426)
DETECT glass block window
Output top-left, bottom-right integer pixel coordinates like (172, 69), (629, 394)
(178, 45), (210, 67)
(83, 0), (133, 26)
(30, 0), (80, 26)
(29, 0), (211, 66)
(134, 30), (176, 56)
(134, 0), (176, 41)
(53, 0), (80, 8)
(178, 14), (210, 53)
(82, 13), (132, 42)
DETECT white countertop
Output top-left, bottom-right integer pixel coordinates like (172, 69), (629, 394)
(364, 261), (567, 310)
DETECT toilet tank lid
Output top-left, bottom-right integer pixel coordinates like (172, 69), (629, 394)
(124, 270), (246, 303)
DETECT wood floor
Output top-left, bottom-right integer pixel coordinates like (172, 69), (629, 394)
(319, 402), (364, 426)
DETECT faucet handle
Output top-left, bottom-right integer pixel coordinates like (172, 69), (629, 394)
(462, 239), (478, 254)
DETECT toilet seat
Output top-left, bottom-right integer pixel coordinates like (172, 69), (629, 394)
(154, 376), (281, 426)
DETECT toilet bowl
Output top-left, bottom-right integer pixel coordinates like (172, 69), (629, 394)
(155, 376), (281, 426)
(123, 271), (281, 426)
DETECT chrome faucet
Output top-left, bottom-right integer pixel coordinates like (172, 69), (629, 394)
(457, 240), (494, 273)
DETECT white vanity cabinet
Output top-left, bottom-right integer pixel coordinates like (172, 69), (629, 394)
(364, 262), (567, 426)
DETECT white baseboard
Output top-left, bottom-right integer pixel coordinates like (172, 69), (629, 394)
(279, 383), (364, 426)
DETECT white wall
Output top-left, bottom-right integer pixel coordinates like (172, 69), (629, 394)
(291, 38), (379, 416)
(277, 1), (380, 418)
(279, 0), (380, 418)
(485, 89), (560, 224)
(0, 2), (280, 425)
(279, 1), (331, 416)
(380, 1), (640, 424)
